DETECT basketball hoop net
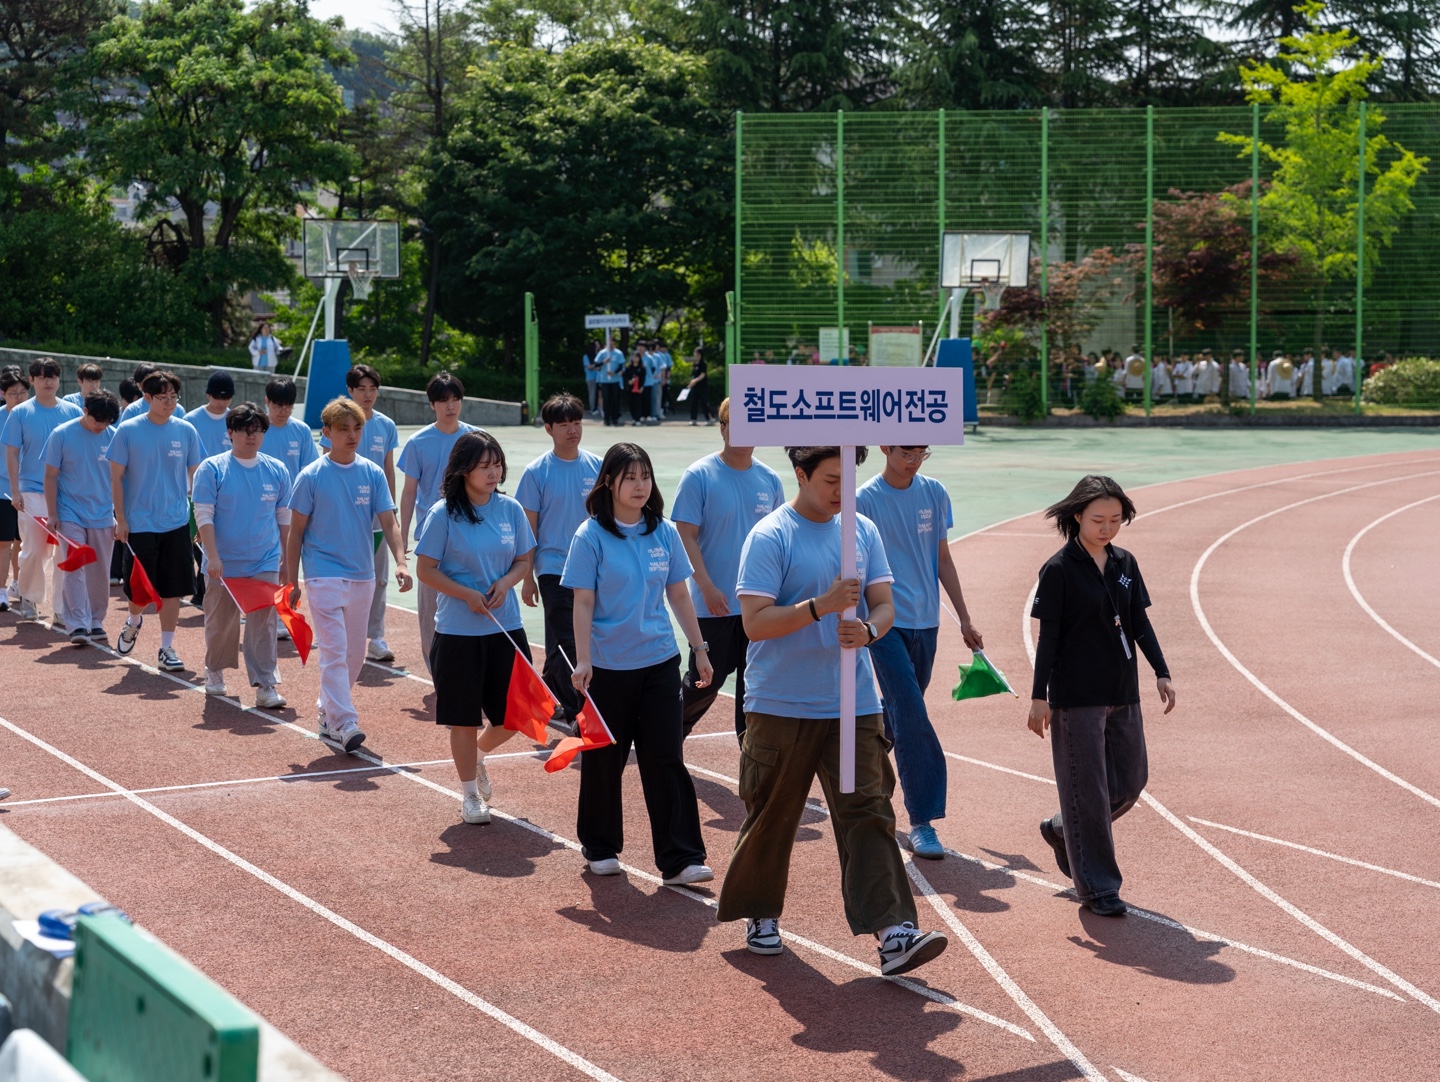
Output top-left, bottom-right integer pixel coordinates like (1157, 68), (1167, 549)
(346, 261), (379, 301)
(971, 280), (1006, 312)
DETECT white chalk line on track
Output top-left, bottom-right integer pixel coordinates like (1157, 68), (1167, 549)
(1187, 818), (1440, 893)
(0, 713), (625, 1082)
(1189, 470), (1440, 811)
(1341, 493), (1440, 671)
(1111, 1068), (1155, 1082)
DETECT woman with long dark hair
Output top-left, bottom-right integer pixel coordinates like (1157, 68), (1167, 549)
(414, 431), (537, 826)
(562, 442), (714, 884)
(1028, 475), (1176, 917)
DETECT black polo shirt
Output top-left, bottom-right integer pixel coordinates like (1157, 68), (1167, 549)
(1030, 538), (1168, 707)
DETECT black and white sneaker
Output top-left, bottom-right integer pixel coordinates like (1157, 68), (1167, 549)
(745, 917), (783, 955)
(878, 923), (948, 976)
(70, 627), (90, 646)
(116, 619), (141, 655)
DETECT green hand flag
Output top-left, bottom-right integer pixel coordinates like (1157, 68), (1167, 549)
(952, 650), (1018, 701)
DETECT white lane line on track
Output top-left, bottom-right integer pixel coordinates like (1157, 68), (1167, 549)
(1189, 470), (1440, 811)
(906, 858), (1108, 1082)
(1341, 493), (1440, 670)
(0, 714), (625, 1082)
(1112, 1068), (1155, 1082)
(1188, 818), (1440, 892)
(945, 751), (1055, 788)
(1140, 790), (1440, 1013)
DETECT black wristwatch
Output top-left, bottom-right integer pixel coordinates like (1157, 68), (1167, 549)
(864, 621), (878, 643)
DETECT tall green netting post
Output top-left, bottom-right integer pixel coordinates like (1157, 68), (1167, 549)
(523, 291), (538, 421)
(734, 111), (743, 360)
(1355, 101), (1367, 416)
(836, 110), (845, 356)
(937, 110), (947, 332)
(1250, 102), (1260, 416)
(725, 290), (737, 368)
(1143, 105), (1154, 417)
(1039, 107), (1049, 416)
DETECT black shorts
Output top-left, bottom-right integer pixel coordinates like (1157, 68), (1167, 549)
(430, 627), (530, 728)
(0, 498), (16, 543)
(123, 525), (195, 602)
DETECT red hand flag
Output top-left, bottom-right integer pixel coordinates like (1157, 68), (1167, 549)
(273, 587), (313, 665)
(223, 577), (280, 614)
(503, 650), (556, 744)
(56, 541), (98, 572)
(126, 546), (162, 609)
(543, 694), (614, 773)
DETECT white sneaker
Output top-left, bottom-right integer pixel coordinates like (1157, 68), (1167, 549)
(475, 758), (492, 801)
(255, 686), (287, 709)
(157, 646), (186, 672)
(0, 787), (10, 801)
(204, 670), (229, 696)
(587, 858), (622, 875)
(745, 917), (783, 955)
(662, 864), (715, 886)
(877, 923), (948, 976)
(366, 639), (394, 662)
(461, 794), (491, 824)
(5, 583), (19, 605)
(319, 720), (366, 753)
(16, 600), (38, 621)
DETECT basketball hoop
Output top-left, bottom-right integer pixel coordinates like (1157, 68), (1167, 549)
(973, 280), (1007, 312)
(347, 261), (379, 301)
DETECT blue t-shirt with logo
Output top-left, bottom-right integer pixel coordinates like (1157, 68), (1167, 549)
(737, 506), (893, 718)
(642, 352), (661, 388)
(192, 452), (292, 578)
(260, 417), (318, 482)
(856, 473), (953, 630)
(120, 399), (186, 424)
(2, 398), (83, 494)
(561, 516), (693, 671)
(41, 417), (115, 528)
(595, 349), (625, 385)
(289, 456), (396, 580)
(514, 449), (603, 577)
(186, 408), (232, 459)
(105, 415), (204, 533)
(62, 391), (87, 409)
(397, 423), (479, 529)
(671, 453), (785, 616)
(414, 493), (534, 636)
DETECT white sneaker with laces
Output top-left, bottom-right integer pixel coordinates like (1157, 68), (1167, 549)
(255, 686), (287, 709)
(116, 619), (141, 655)
(662, 864), (715, 886)
(475, 758), (492, 802)
(461, 794), (491, 824)
(319, 723), (366, 753)
(366, 639), (394, 662)
(877, 923), (948, 976)
(745, 917), (783, 955)
(0, 787), (10, 801)
(587, 858), (622, 875)
(157, 646), (185, 672)
(204, 670), (229, 697)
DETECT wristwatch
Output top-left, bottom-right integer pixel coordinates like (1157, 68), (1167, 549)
(692, 641), (710, 652)
(864, 621), (878, 643)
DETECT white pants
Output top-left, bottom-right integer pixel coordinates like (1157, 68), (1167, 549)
(56, 524), (114, 632)
(16, 505), (59, 615)
(417, 580), (437, 673)
(204, 570), (280, 687)
(308, 577), (372, 731)
(367, 540), (388, 642)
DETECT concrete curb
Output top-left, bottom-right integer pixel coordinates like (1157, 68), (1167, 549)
(0, 825), (344, 1080)
(978, 411), (1440, 428)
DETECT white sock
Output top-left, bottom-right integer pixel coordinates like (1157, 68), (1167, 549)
(877, 924), (905, 943)
(460, 779), (479, 798)
(160, 631), (175, 650)
(126, 614), (142, 627)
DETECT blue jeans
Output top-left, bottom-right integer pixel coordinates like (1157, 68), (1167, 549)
(868, 626), (945, 825)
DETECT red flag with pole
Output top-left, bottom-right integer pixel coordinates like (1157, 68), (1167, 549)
(273, 586), (313, 664)
(124, 543), (162, 609)
(542, 645), (615, 772)
(503, 650), (556, 744)
(223, 577), (280, 614)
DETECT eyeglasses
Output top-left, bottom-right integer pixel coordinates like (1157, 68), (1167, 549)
(150, 394), (178, 403)
(896, 448), (931, 463)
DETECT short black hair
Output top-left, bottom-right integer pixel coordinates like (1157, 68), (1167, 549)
(586, 443), (663, 537)
(29, 357), (61, 379)
(83, 390), (121, 426)
(265, 376), (297, 406)
(117, 378), (140, 405)
(0, 368), (29, 394)
(442, 431), (508, 525)
(786, 445), (868, 479)
(1044, 475), (1137, 540)
(346, 364), (381, 390)
(132, 363), (158, 382)
(141, 371), (181, 397)
(426, 370), (464, 403)
(76, 363), (104, 382)
(541, 392), (584, 425)
(226, 402), (270, 435)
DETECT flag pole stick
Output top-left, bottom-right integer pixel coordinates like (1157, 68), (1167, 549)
(19, 509), (83, 550)
(941, 602), (1018, 696)
(478, 608), (567, 728)
(553, 644), (614, 742)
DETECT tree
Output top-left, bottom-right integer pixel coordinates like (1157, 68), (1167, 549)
(1220, 0), (1427, 400)
(893, 0), (1047, 110)
(1043, 0), (1123, 108)
(980, 250), (1130, 355)
(1112, 0), (1233, 106)
(71, 0), (353, 343)
(1331, 0), (1440, 101)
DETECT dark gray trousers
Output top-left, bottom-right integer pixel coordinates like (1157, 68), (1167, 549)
(1047, 703), (1148, 902)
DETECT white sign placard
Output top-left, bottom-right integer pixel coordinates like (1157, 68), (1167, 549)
(584, 313), (631, 329)
(870, 326), (923, 366)
(726, 364), (966, 446)
(818, 327), (849, 364)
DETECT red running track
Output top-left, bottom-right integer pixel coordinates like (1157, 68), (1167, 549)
(2, 449), (1439, 1081)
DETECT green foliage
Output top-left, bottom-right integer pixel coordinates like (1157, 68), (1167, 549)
(1361, 357), (1440, 404)
(1001, 367), (1047, 421)
(1079, 372), (1127, 418)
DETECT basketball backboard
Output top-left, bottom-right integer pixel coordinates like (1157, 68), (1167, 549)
(302, 219), (401, 280)
(940, 232), (1031, 290)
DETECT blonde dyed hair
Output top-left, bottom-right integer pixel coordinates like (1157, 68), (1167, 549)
(321, 396), (366, 429)
(717, 397), (730, 424)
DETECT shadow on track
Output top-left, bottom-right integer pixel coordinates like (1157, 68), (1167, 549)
(1068, 907), (1235, 985)
(431, 819), (562, 879)
(555, 872), (713, 953)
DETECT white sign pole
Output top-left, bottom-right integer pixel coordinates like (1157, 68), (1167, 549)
(839, 447), (858, 791)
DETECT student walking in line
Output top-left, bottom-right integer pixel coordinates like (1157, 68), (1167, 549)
(716, 446), (949, 977)
(42, 391), (120, 645)
(857, 445), (984, 861)
(186, 371), (236, 607)
(107, 371), (205, 670)
(672, 396), (785, 742)
(1030, 475), (1176, 917)
(119, 364), (187, 423)
(260, 377), (319, 485)
(0, 368), (29, 611)
(4, 358), (83, 622)
(62, 364), (104, 410)
(415, 431), (536, 825)
(193, 403), (293, 709)
(286, 398), (412, 753)
(562, 442), (713, 885)
(517, 393), (601, 734)
(398, 371), (477, 671)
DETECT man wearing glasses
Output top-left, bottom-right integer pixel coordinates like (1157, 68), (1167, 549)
(856, 446), (984, 859)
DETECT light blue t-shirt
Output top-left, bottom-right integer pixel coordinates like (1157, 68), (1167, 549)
(856, 473), (953, 630)
(320, 409), (398, 470)
(120, 399), (186, 424)
(260, 417), (318, 482)
(62, 391), (87, 408)
(514, 449), (603, 577)
(186, 407), (232, 459)
(397, 423), (479, 528)
(736, 506), (893, 719)
(289, 456), (396, 580)
(414, 493), (535, 636)
(583, 353), (598, 381)
(192, 452), (292, 578)
(0, 405), (10, 499)
(106, 415), (204, 534)
(642, 352), (661, 388)
(561, 516), (693, 671)
(595, 348), (625, 385)
(672, 453), (785, 616)
(2, 399), (83, 493)
(657, 351), (673, 374)
(41, 417), (115, 528)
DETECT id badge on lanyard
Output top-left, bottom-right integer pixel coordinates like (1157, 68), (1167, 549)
(1114, 614), (1132, 660)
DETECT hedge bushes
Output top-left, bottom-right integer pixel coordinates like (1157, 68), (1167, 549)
(1362, 358), (1440, 406)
